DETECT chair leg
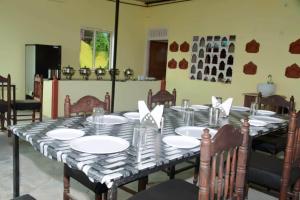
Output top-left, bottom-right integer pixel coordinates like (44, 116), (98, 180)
(103, 192), (108, 200)
(166, 166), (176, 179)
(293, 179), (300, 200)
(193, 157), (200, 185)
(95, 194), (102, 200)
(39, 108), (42, 122)
(32, 110), (36, 122)
(63, 164), (70, 200)
(138, 176), (148, 191)
(0, 112), (4, 130)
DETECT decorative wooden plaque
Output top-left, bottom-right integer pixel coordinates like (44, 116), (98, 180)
(169, 42), (179, 52)
(180, 41), (190, 52)
(285, 63), (300, 78)
(245, 40), (260, 53)
(190, 35), (236, 83)
(179, 58), (188, 69)
(289, 39), (300, 54)
(168, 59), (177, 69)
(243, 62), (257, 75)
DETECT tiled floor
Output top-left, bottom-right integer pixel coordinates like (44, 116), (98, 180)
(0, 130), (277, 200)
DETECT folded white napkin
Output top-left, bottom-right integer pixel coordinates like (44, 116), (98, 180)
(138, 101), (164, 128)
(211, 96), (233, 116)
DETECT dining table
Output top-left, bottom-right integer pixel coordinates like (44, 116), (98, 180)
(9, 106), (288, 199)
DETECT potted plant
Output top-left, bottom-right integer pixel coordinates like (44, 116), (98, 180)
(257, 74), (276, 97)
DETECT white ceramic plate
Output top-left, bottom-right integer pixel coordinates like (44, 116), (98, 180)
(170, 106), (183, 112)
(231, 106), (250, 112)
(256, 110), (276, 116)
(250, 116), (285, 124)
(71, 135), (130, 154)
(191, 105), (209, 111)
(123, 112), (140, 120)
(163, 135), (200, 149)
(86, 115), (128, 125)
(46, 128), (85, 140)
(241, 119), (268, 127)
(175, 126), (217, 139)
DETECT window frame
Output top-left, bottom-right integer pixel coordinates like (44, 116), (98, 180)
(80, 27), (114, 69)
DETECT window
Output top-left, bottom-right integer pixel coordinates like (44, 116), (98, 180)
(80, 28), (112, 69)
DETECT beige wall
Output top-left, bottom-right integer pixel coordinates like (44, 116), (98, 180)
(1, 0), (300, 109)
(145, 0), (300, 109)
(0, 0), (147, 99)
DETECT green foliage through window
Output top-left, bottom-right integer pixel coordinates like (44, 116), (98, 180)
(80, 29), (111, 69)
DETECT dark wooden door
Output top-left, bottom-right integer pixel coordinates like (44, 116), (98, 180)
(148, 40), (168, 80)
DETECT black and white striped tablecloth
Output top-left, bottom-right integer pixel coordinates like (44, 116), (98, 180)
(9, 108), (287, 188)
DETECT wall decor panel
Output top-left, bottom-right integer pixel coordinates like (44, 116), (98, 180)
(190, 35), (236, 83)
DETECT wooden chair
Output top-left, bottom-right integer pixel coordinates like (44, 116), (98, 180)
(0, 74), (12, 131)
(248, 111), (300, 199)
(252, 92), (295, 156)
(147, 88), (176, 110)
(13, 74), (43, 123)
(63, 93), (110, 200)
(128, 120), (250, 200)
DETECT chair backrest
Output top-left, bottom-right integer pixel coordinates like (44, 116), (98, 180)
(257, 92), (295, 114)
(147, 88), (176, 109)
(0, 74), (11, 118)
(280, 111), (300, 199)
(198, 121), (250, 200)
(33, 74), (43, 102)
(64, 93), (111, 117)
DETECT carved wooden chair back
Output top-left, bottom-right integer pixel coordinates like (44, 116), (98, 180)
(279, 111), (300, 200)
(147, 88), (176, 110)
(64, 93), (110, 117)
(257, 92), (295, 114)
(0, 74), (11, 129)
(198, 121), (249, 200)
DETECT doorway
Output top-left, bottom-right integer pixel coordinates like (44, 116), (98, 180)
(148, 40), (168, 80)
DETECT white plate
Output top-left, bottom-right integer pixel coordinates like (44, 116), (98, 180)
(231, 106), (250, 112)
(46, 128), (85, 140)
(250, 116), (285, 124)
(86, 115), (128, 125)
(123, 112), (140, 120)
(71, 135), (129, 154)
(241, 119), (268, 127)
(175, 126), (217, 139)
(163, 135), (200, 149)
(256, 110), (276, 116)
(191, 105), (209, 111)
(170, 106), (183, 112)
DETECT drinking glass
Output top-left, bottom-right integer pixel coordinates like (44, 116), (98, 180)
(250, 102), (258, 116)
(132, 125), (147, 149)
(181, 99), (191, 110)
(183, 108), (194, 126)
(92, 107), (105, 124)
(209, 107), (220, 127)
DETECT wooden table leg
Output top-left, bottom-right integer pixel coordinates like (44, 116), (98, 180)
(107, 183), (117, 200)
(13, 132), (20, 198)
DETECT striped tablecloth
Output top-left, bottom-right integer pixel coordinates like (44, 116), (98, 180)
(9, 108), (287, 189)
